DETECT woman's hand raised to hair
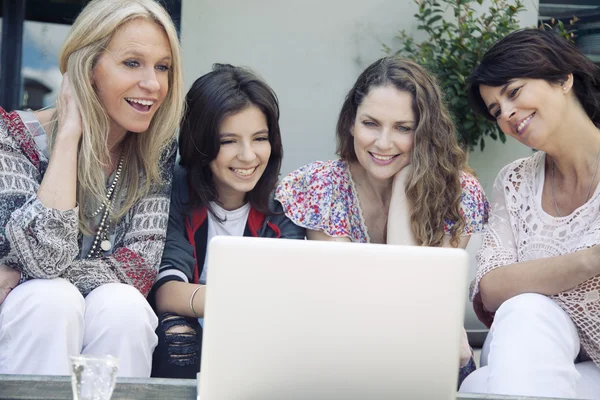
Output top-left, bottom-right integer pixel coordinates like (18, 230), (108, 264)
(56, 73), (83, 143)
(0, 265), (20, 306)
(36, 73), (81, 210)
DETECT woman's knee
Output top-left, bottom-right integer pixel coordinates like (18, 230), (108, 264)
(158, 313), (200, 365)
(459, 366), (489, 394)
(490, 293), (580, 360)
(2, 278), (84, 324)
(152, 313), (202, 378)
(495, 293), (571, 327)
(85, 283), (158, 335)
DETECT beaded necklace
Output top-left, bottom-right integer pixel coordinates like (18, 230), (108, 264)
(86, 155), (124, 258)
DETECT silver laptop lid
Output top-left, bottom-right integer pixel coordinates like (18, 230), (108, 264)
(200, 237), (468, 400)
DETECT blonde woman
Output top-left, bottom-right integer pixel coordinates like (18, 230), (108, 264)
(275, 56), (489, 386)
(0, 0), (184, 377)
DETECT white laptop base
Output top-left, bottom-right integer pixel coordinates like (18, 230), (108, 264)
(199, 237), (468, 400)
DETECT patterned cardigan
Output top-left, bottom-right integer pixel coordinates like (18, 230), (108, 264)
(0, 107), (176, 297)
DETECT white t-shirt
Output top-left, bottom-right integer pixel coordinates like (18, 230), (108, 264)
(199, 202), (251, 285)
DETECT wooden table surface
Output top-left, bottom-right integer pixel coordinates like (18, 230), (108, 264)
(0, 374), (577, 400)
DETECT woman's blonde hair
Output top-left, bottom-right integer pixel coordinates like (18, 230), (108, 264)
(336, 56), (470, 247)
(51, 0), (184, 233)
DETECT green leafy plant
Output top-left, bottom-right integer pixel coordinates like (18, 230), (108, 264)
(539, 16), (578, 43)
(384, 0), (525, 151)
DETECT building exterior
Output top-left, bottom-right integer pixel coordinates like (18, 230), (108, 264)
(0, 0), (181, 111)
(22, 76), (51, 110)
(540, 0), (600, 64)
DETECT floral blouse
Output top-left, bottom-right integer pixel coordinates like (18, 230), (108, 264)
(275, 159), (489, 242)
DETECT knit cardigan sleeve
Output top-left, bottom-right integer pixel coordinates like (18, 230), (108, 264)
(0, 107), (176, 297)
(0, 107), (80, 277)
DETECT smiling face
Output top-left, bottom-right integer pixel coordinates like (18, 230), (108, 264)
(210, 105), (272, 209)
(352, 85), (415, 182)
(92, 18), (172, 137)
(479, 77), (570, 150)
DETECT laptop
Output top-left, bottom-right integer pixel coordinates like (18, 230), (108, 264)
(199, 236), (468, 400)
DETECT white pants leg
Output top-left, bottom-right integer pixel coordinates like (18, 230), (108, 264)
(462, 363), (600, 399)
(82, 283), (158, 377)
(576, 361), (600, 399)
(459, 293), (600, 399)
(0, 279), (158, 377)
(0, 278), (85, 375)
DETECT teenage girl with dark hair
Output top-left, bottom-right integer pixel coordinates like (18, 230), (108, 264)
(150, 64), (305, 378)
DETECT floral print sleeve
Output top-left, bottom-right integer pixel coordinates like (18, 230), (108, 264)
(275, 159), (366, 241)
(444, 171), (489, 235)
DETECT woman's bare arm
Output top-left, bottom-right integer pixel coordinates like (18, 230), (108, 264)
(155, 281), (206, 317)
(307, 229), (352, 242)
(479, 247), (599, 312)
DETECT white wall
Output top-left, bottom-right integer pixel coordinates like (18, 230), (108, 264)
(181, 0), (424, 176)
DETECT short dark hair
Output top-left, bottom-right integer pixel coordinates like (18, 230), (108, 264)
(178, 63), (283, 216)
(468, 28), (600, 125)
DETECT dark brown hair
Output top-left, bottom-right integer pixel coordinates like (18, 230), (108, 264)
(336, 56), (470, 247)
(468, 28), (600, 125)
(178, 63), (283, 216)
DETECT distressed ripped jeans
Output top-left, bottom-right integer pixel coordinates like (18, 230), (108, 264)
(151, 312), (203, 379)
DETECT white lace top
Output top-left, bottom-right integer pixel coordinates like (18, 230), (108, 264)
(471, 151), (600, 365)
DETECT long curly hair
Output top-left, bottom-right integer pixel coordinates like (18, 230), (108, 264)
(336, 56), (469, 247)
(51, 0), (184, 233)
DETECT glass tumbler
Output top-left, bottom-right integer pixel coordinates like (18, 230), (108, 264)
(70, 354), (119, 400)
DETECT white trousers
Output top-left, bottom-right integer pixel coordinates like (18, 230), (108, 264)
(0, 278), (158, 377)
(460, 293), (600, 399)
